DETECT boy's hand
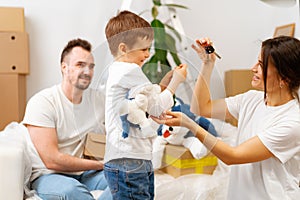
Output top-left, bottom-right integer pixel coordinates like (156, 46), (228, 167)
(159, 70), (174, 91)
(167, 64), (188, 94)
(173, 64), (187, 83)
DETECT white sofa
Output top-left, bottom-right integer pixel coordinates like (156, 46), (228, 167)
(0, 123), (102, 200)
(0, 122), (28, 200)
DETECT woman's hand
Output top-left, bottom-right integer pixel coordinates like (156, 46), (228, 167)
(151, 110), (195, 130)
(191, 38), (216, 65)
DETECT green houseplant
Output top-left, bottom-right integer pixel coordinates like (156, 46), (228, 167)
(141, 0), (188, 84)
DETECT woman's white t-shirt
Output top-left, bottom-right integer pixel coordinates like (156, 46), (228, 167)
(225, 90), (300, 200)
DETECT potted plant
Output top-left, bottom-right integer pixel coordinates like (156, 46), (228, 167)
(141, 0), (188, 84)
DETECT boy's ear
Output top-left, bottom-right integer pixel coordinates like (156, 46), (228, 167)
(119, 43), (127, 54)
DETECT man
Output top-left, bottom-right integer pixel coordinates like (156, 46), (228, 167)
(22, 38), (111, 200)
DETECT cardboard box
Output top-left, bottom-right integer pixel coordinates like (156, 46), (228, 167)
(160, 144), (218, 178)
(0, 74), (26, 130)
(0, 7), (25, 32)
(0, 32), (29, 74)
(224, 69), (254, 97)
(84, 133), (106, 160)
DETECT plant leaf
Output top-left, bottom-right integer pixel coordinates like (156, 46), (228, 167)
(153, 0), (162, 6)
(165, 33), (181, 65)
(153, 48), (167, 62)
(165, 24), (182, 42)
(165, 33), (177, 53)
(151, 6), (158, 19)
(151, 19), (164, 28)
(151, 20), (167, 50)
(170, 52), (181, 66)
(161, 3), (189, 9)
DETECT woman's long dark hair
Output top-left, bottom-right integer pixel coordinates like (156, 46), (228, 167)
(261, 36), (300, 103)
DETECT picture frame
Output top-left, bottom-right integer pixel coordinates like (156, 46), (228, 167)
(273, 23), (295, 37)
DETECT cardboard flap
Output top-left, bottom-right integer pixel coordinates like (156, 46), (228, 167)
(88, 133), (106, 143)
(84, 133), (106, 159)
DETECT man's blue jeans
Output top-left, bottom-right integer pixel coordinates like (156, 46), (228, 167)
(104, 158), (154, 200)
(31, 170), (112, 200)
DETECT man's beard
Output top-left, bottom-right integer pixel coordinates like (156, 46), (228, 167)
(75, 83), (90, 90)
(75, 74), (91, 90)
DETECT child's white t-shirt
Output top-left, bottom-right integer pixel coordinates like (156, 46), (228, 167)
(104, 62), (174, 163)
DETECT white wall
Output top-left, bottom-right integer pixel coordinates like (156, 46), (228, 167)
(0, 0), (299, 100)
(173, 0), (299, 98)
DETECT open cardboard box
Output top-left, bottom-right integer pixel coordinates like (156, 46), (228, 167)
(160, 144), (218, 178)
(84, 133), (106, 160)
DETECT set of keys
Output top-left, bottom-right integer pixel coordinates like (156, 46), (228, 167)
(204, 45), (221, 59)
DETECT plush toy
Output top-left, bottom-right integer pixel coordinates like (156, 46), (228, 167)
(152, 99), (218, 169)
(120, 84), (161, 138)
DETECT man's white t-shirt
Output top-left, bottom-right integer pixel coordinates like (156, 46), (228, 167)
(225, 90), (300, 200)
(104, 62), (174, 163)
(22, 84), (106, 181)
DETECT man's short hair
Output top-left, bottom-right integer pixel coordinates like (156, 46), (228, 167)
(60, 38), (92, 63)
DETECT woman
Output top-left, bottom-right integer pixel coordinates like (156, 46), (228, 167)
(152, 36), (300, 200)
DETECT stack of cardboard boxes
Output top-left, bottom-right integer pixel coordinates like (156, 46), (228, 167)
(0, 7), (29, 130)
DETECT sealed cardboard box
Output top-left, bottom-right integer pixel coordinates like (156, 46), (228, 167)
(0, 74), (26, 130)
(84, 133), (106, 160)
(0, 7), (25, 32)
(0, 32), (29, 74)
(224, 69), (254, 97)
(160, 144), (218, 178)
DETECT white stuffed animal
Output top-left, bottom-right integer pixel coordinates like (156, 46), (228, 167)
(126, 93), (149, 128)
(120, 84), (162, 138)
(152, 125), (208, 169)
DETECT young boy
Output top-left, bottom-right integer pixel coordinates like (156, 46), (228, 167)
(104, 10), (187, 199)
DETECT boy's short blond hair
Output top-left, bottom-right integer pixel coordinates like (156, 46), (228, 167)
(105, 10), (154, 57)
